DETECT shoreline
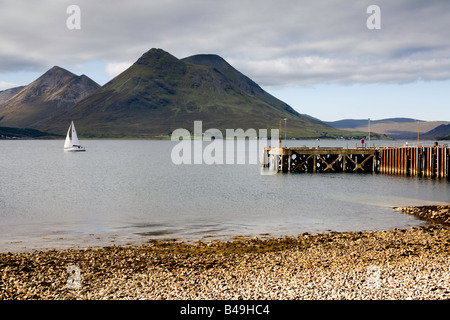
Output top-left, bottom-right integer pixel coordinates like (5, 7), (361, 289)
(1, 205), (449, 300)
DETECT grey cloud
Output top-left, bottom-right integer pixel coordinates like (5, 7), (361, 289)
(1, 0), (450, 87)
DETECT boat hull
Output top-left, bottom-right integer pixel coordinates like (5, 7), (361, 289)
(64, 146), (86, 152)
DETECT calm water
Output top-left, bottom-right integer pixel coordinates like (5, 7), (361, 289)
(0, 139), (449, 252)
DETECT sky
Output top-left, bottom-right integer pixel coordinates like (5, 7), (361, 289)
(1, 0), (449, 122)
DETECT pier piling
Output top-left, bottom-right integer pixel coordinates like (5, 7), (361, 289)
(263, 145), (449, 179)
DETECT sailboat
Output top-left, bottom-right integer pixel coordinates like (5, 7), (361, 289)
(64, 121), (86, 152)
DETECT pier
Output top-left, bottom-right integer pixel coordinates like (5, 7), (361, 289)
(379, 145), (450, 179)
(263, 144), (449, 179)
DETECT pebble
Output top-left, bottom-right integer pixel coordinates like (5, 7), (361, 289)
(1, 205), (449, 300)
(394, 204), (450, 225)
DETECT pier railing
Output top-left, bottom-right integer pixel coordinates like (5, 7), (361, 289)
(263, 145), (449, 179)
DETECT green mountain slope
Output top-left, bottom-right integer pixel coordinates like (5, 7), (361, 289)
(0, 126), (61, 139)
(43, 48), (349, 138)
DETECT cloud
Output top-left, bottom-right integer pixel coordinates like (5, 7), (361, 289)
(232, 55), (450, 87)
(105, 62), (133, 78)
(1, 0), (450, 87)
(0, 81), (21, 91)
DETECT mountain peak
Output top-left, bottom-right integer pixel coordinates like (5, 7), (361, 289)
(0, 66), (100, 128)
(27, 66), (94, 96)
(49, 65), (69, 72)
(136, 48), (179, 65)
(182, 53), (266, 99)
(182, 54), (231, 70)
(42, 66), (76, 78)
(133, 48), (186, 76)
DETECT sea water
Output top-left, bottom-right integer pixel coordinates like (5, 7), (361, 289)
(0, 139), (449, 252)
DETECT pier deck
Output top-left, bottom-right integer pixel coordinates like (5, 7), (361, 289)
(263, 145), (449, 179)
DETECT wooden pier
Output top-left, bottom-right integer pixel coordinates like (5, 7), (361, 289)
(379, 145), (450, 179)
(263, 144), (449, 179)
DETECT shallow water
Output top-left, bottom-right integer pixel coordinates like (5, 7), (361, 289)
(0, 139), (448, 252)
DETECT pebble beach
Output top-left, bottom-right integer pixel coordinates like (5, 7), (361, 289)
(1, 205), (449, 300)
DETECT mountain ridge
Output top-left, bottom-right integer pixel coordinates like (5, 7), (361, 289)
(0, 66), (100, 128)
(5, 49), (428, 140)
(325, 118), (450, 140)
(0, 86), (26, 103)
(422, 123), (450, 140)
(37, 48), (348, 138)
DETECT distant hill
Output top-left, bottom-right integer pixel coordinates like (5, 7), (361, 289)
(0, 126), (61, 139)
(325, 118), (450, 139)
(0, 66), (100, 128)
(326, 118), (418, 129)
(0, 86), (26, 103)
(37, 48), (351, 138)
(423, 123), (450, 140)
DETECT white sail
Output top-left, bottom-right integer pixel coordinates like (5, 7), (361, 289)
(64, 123), (72, 148)
(71, 121), (80, 146)
(63, 121), (85, 151)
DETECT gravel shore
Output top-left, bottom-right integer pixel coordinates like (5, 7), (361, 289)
(1, 205), (449, 300)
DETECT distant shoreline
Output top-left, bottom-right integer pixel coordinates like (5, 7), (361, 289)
(5, 136), (450, 141)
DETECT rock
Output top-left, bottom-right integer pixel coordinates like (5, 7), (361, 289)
(1, 207), (449, 300)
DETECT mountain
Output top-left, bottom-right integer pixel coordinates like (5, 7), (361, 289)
(0, 86), (26, 103)
(0, 66), (100, 128)
(38, 48), (349, 138)
(325, 118), (417, 129)
(325, 118), (450, 139)
(423, 123), (450, 140)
